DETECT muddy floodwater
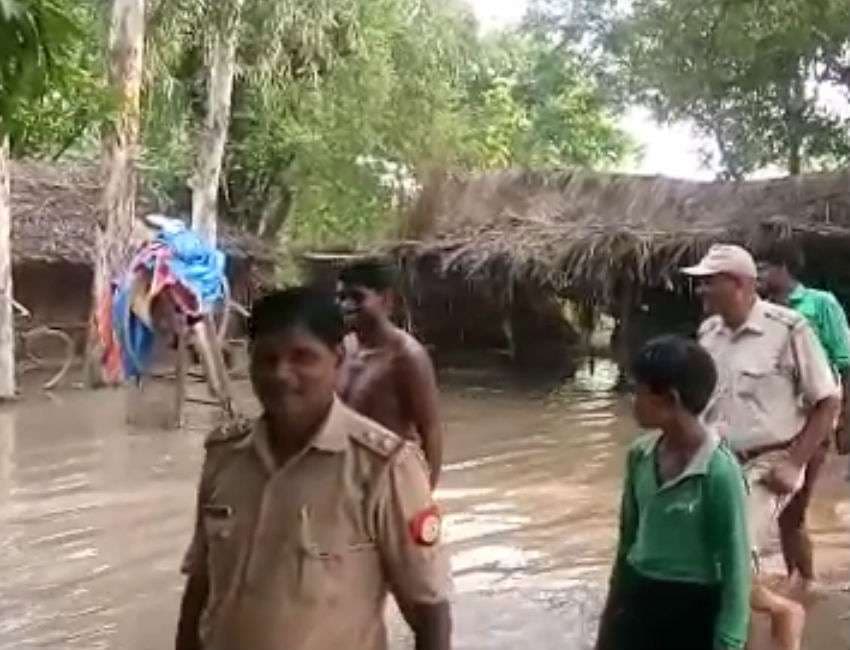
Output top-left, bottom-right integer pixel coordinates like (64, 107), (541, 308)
(0, 362), (847, 649)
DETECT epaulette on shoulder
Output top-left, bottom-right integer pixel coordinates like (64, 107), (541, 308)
(204, 416), (253, 449)
(698, 315), (723, 337)
(763, 304), (804, 330)
(350, 422), (405, 459)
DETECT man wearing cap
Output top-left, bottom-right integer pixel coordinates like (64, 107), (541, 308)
(683, 244), (840, 650)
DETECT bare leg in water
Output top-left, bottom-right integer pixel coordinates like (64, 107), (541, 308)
(751, 583), (805, 650)
(778, 443), (828, 596)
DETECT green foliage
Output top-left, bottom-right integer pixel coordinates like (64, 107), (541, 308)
(621, 0), (850, 177)
(467, 31), (631, 168)
(218, 0), (632, 249)
(0, 0), (105, 154)
(4, 0), (633, 252)
(534, 0), (850, 178)
(141, 0), (365, 220)
(259, 0), (482, 247)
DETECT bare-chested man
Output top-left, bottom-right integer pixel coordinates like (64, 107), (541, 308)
(336, 261), (443, 487)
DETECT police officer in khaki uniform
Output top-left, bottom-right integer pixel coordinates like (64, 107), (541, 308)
(683, 244), (839, 650)
(175, 288), (452, 650)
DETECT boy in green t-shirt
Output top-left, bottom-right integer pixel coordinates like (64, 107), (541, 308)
(596, 335), (751, 650)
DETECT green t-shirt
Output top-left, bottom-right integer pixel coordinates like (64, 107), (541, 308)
(788, 283), (850, 373)
(613, 433), (751, 650)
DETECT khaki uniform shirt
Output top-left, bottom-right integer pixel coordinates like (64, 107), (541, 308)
(699, 299), (838, 452)
(182, 398), (451, 650)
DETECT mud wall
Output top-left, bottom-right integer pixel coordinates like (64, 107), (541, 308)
(508, 281), (580, 373)
(612, 287), (701, 373)
(14, 261), (92, 326)
(404, 256), (509, 352)
(13, 261), (92, 355)
(14, 258), (258, 357)
(300, 252), (581, 375)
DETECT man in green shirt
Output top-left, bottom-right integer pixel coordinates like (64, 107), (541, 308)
(761, 241), (850, 590)
(596, 335), (751, 650)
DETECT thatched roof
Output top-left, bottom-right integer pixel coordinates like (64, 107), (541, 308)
(10, 161), (276, 265)
(397, 169), (850, 300)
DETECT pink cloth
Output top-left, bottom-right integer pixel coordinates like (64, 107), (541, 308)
(129, 242), (202, 318)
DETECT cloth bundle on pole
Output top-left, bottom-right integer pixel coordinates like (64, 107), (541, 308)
(112, 217), (227, 380)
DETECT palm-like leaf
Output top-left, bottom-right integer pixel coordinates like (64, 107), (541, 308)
(0, 0), (82, 141)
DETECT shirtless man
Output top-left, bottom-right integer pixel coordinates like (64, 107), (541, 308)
(336, 261), (443, 487)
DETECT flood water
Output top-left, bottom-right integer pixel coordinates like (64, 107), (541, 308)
(0, 362), (847, 649)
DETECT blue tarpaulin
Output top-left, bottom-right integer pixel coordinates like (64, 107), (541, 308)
(154, 223), (226, 309)
(113, 218), (227, 379)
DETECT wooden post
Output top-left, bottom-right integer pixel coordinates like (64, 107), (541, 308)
(173, 330), (188, 428)
(191, 316), (234, 414)
(0, 138), (15, 399)
(205, 314), (234, 415)
(613, 278), (637, 390)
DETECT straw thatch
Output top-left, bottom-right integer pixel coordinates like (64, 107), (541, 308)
(9, 160), (276, 265)
(397, 169), (850, 302)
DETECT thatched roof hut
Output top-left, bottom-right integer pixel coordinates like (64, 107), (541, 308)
(398, 169), (850, 304)
(10, 160), (275, 265)
(7, 161), (276, 339)
(390, 168), (850, 377)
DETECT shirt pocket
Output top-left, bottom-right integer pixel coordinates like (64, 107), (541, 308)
(737, 365), (765, 397)
(736, 361), (791, 406)
(297, 506), (379, 606)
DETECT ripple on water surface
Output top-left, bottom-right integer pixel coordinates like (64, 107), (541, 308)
(0, 364), (845, 650)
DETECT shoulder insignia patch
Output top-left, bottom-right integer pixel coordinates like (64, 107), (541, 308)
(409, 504), (442, 546)
(698, 315), (722, 338)
(351, 425), (404, 458)
(763, 306), (802, 330)
(204, 416), (253, 449)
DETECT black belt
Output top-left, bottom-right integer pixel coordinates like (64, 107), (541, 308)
(735, 437), (795, 464)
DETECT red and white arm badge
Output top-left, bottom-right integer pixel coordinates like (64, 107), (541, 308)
(409, 504), (442, 546)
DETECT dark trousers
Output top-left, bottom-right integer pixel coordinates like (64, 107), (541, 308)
(602, 565), (721, 650)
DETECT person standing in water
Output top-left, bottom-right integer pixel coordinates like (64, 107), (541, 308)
(336, 260), (444, 487)
(175, 288), (452, 650)
(683, 244), (840, 650)
(759, 240), (850, 593)
(596, 335), (751, 650)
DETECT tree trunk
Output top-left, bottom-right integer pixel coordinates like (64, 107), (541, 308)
(786, 62), (806, 177)
(788, 143), (802, 176)
(85, 0), (145, 387)
(255, 178), (293, 240)
(0, 138), (16, 399)
(192, 1), (244, 246)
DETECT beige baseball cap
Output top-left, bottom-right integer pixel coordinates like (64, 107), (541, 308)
(681, 244), (758, 279)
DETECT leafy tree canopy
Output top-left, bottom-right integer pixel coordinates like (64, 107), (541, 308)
(531, 0), (850, 178)
(1, 0), (106, 155)
(6, 0), (634, 250)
